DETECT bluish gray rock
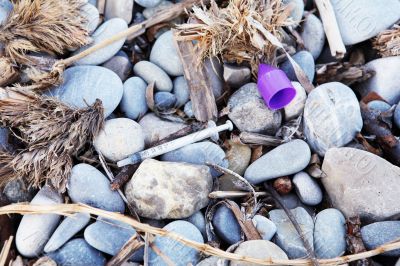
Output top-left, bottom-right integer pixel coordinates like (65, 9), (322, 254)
(47, 238), (106, 266)
(150, 31), (184, 76)
(16, 186), (63, 258)
(367, 100), (391, 113)
(204, 57), (224, 99)
(279, 193), (315, 216)
(143, 1), (173, 19)
(280, 51), (315, 82)
(120, 77), (148, 120)
(0, 127), (10, 151)
(48, 66), (123, 117)
(184, 101), (194, 118)
(223, 64), (251, 89)
(252, 215), (277, 241)
(105, 0), (133, 23)
(102, 51), (132, 81)
(74, 18), (128, 65)
(135, 0), (163, 8)
(155, 92), (177, 110)
(395, 103), (400, 129)
(0, 0), (12, 25)
(133, 61), (173, 92)
(81, 3), (99, 34)
(67, 163), (125, 212)
(196, 256), (222, 266)
(44, 213), (91, 253)
(212, 205), (241, 245)
(149, 221), (204, 266)
(184, 211), (207, 239)
(361, 221), (400, 256)
(282, 0), (304, 24)
(303, 82), (363, 156)
(3, 179), (35, 203)
(293, 172), (323, 206)
(314, 208), (346, 259)
(269, 207), (314, 259)
(173, 76), (190, 107)
(284, 82), (307, 121)
(244, 140), (311, 184)
(301, 13), (325, 59)
(160, 141), (228, 177)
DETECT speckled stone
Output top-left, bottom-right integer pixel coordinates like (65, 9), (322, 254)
(361, 221), (400, 256)
(212, 205), (241, 245)
(301, 13), (325, 59)
(280, 50), (315, 82)
(133, 61), (173, 92)
(120, 77), (148, 120)
(284, 82), (307, 121)
(154, 92), (177, 110)
(173, 76), (190, 107)
(81, 3), (100, 34)
(252, 215), (277, 241)
(292, 172), (323, 206)
(102, 51), (132, 81)
(105, 0), (134, 23)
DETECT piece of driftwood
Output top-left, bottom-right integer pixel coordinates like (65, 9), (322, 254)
(316, 62), (374, 85)
(239, 132), (283, 147)
(106, 234), (144, 266)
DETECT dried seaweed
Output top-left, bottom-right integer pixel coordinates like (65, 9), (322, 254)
(0, 57), (19, 87)
(373, 23), (400, 57)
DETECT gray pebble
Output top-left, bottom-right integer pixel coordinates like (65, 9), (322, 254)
(252, 215), (277, 241)
(212, 205), (241, 245)
(133, 61), (173, 92)
(3, 179), (35, 203)
(204, 57), (224, 99)
(301, 13), (325, 59)
(120, 77), (148, 120)
(280, 50), (315, 82)
(367, 100), (391, 113)
(282, 0), (304, 24)
(143, 1), (173, 19)
(293, 172), (323, 206)
(102, 51), (132, 81)
(184, 101), (194, 118)
(105, 0), (134, 24)
(361, 221), (400, 256)
(0, 0), (11, 25)
(223, 64), (251, 89)
(154, 91), (177, 110)
(395, 103), (400, 129)
(284, 82), (307, 121)
(135, 0), (163, 8)
(81, 3), (100, 34)
(173, 76), (190, 107)
(184, 211), (207, 239)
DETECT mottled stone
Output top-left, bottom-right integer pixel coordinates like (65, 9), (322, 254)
(252, 215), (277, 241)
(143, 1), (173, 19)
(212, 205), (241, 245)
(133, 61), (173, 92)
(204, 57), (224, 99)
(3, 179), (35, 203)
(361, 221), (400, 256)
(173, 76), (190, 107)
(284, 82), (307, 121)
(292, 172), (323, 206)
(184, 211), (207, 238)
(120, 77), (148, 120)
(223, 64), (251, 89)
(105, 0), (134, 23)
(301, 13), (325, 59)
(135, 0), (162, 8)
(102, 51), (132, 81)
(154, 92), (177, 110)
(81, 3), (100, 34)
(280, 51), (315, 82)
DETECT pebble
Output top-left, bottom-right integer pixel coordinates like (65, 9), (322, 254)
(3, 179), (35, 203)
(84, 217), (143, 261)
(150, 31), (184, 76)
(282, 0), (304, 24)
(303, 82), (363, 156)
(395, 104), (400, 129)
(196, 256), (222, 266)
(184, 211), (207, 239)
(81, 3), (100, 34)
(44, 213), (91, 253)
(149, 221), (204, 265)
(252, 215), (277, 241)
(279, 193), (314, 215)
(204, 57), (224, 99)
(244, 139), (311, 184)
(173, 76), (190, 107)
(47, 238), (106, 266)
(125, 159), (212, 219)
(283, 82), (307, 121)
(73, 18), (128, 65)
(105, 0), (134, 24)
(154, 92), (177, 110)
(231, 240), (289, 266)
(280, 50), (315, 82)
(292, 172), (323, 206)
(301, 13), (325, 59)
(0, 0), (11, 25)
(367, 100), (391, 113)
(357, 56), (400, 105)
(120, 77), (148, 120)
(228, 83), (282, 134)
(331, 0), (400, 45)
(143, 1), (173, 19)
(269, 207), (314, 259)
(133, 61), (173, 92)
(93, 118), (145, 162)
(67, 163), (125, 212)
(161, 141), (228, 177)
(138, 113), (186, 145)
(102, 51), (132, 81)
(314, 209), (346, 259)
(184, 101), (194, 118)
(212, 205), (241, 245)
(16, 186), (63, 258)
(135, 0), (163, 8)
(48, 65), (123, 117)
(322, 147), (400, 221)
(223, 64), (251, 89)
(361, 221), (400, 256)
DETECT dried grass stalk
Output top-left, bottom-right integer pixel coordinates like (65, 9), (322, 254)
(316, 62), (374, 86)
(0, 57), (19, 87)
(373, 24), (400, 57)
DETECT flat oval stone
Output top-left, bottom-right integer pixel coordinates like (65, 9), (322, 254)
(361, 221), (400, 256)
(135, 0), (162, 8)
(102, 51), (132, 81)
(133, 61), (173, 92)
(284, 82), (307, 121)
(48, 65), (123, 117)
(74, 18), (128, 65)
(94, 118), (145, 162)
(252, 215), (277, 241)
(280, 50), (315, 82)
(67, 163), (125, 212)
(47, 238), (106, 266)
(212, 205), (241, 245)
(303, 82), (363, 156)
(184, 211), (207, 239)
(149, 221), (204, 265)
(173, 76), (190, 107)
(81, 3), (99, 34)
(367, 100), (391, 113)
(154, 92), (177, 110)
(301, 13), (325, 59)
(44, 213), (91, 253)
(314, 208), (346, 259)
(244, 140), (311, 184)
(293, 171), (323, 206)
(105, 0), (134, 24)
(16, 186), (63, 258)
(120, 77), (148, 120)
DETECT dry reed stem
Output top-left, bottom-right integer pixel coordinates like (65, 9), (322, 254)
(373, 24), (400, 57)
(0, 235), (13, 266)
(1, 203), (399, 266)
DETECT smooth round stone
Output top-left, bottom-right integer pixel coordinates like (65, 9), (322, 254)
(48, 66), (123, 117)
(133, 61), (173, 92)
(301, 13), (325, 59)
(160, 141), (228, 177)
(368, 100), (391, 113)
(204, 57), (224, 99)
(292, 172), (323, 206)
(314, 208), (346, 259)
(47, 239), (106, 266)
(67, 163), (125, 212)
(149, 221), (204, 265)
(105, 0), (133, 24)
(74, 18), (128, 65)
(244, 140), (311, 184)
(184, 211), (207, 238)
(280, 51), (315, 82)
(143, 1), (173, 19)
(135, 0), (162, 8)
(252, 215), (277, 241)
(269, 207), (314, 259)
(395, 103), (400, 129)
(81, 3), (100, 34)
(279, 193), (314, 215)
(361, 221), (400, 256)
(154, 92), (177, 110)
(303, 82), (363, 156)
(94, 118), (145, 162)
(84, 217), (143, 261)
(282, 0), (304, 24)
(44, 213), (91, 253)
(3, 179), (35, 203)
(184, 101), (194, 118)
(150, 31), (184, 76)
(284, 82), (307, 121)
(173, 76), (190, 107)
(102, 51), (132, 81)
(228, 83), (282, 134)
(120, 77), (148, 120)
(16, 186), (63, 258)
(212, 205), (241, 245)
(231, 240), (288, 266)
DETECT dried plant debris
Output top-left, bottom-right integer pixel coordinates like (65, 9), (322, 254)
(175, 0), (294, 74)
(316, 62), (374, 86)
(0, 57), (19, 87)
(373, 23), (400, 57)
(0, 88), (104, 191)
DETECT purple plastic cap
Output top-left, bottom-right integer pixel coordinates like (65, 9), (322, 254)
(257, 64), (296, 110)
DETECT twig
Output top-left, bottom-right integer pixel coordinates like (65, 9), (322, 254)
(209, 191), (268, 199)
(106, 234), (144, 266)
(0, 235), (13, 266)
(239, 132), (283, 146)
(144, 232), (150, 266)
